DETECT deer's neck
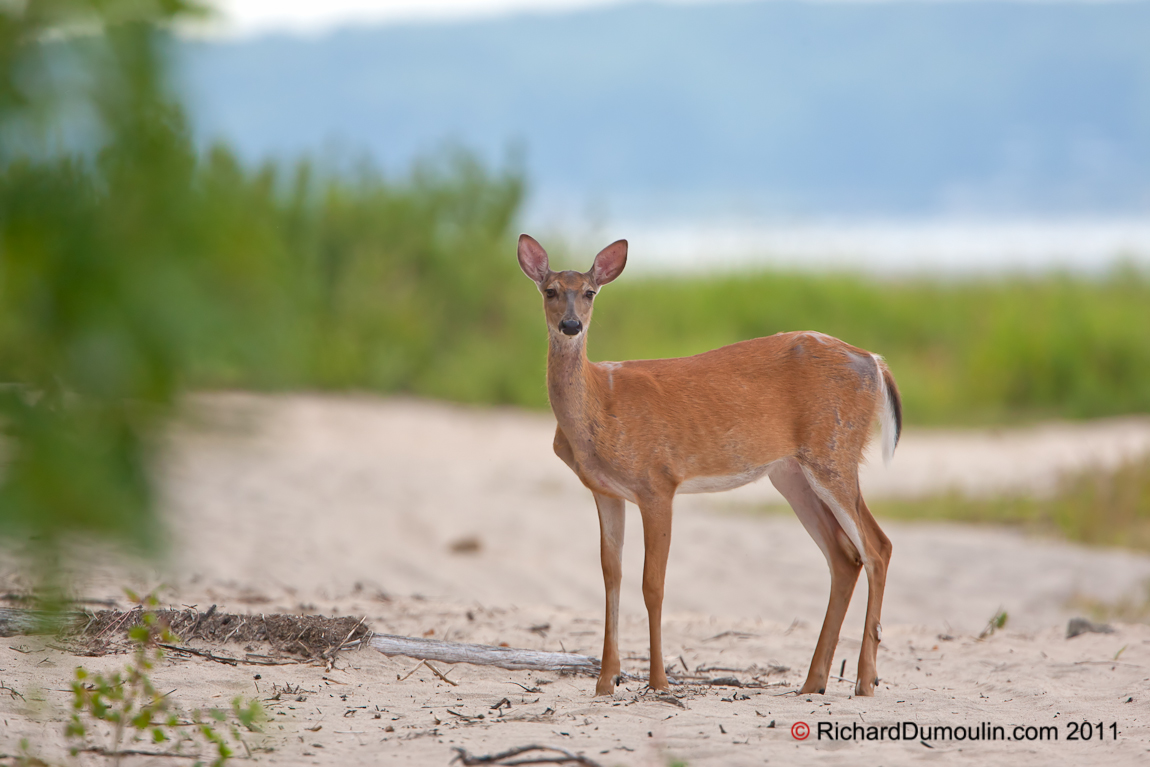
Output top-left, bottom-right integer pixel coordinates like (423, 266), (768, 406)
(546, 335), (605, 438)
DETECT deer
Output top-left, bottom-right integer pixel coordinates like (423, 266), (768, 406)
(517, 234), (902, 698)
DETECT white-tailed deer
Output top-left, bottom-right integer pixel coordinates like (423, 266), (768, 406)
(517, 235), (901, 697)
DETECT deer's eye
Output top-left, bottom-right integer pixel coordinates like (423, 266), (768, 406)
(585, 290), (596, 300)
(544, 288), (557, 298)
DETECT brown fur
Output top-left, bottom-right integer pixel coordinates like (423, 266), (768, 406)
(518, 235), (899, 697)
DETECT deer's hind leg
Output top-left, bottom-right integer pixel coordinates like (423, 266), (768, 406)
(767, 458), (862, 695)
(853, 495), (892, 696)
(797, 462), (892, 697)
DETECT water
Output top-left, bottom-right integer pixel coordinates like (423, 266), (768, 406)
(574, 218), (1150, 276)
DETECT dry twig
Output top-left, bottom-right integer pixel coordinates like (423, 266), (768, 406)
(452, 744), (603, 766)
(425, 661), (459, 686)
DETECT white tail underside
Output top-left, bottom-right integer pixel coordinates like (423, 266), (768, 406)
(873, 353), (897, 466)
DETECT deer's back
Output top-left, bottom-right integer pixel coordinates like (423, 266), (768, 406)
(588, 331), (882, 481)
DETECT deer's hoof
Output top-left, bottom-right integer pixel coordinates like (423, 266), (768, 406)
(594, 674), (620, 696)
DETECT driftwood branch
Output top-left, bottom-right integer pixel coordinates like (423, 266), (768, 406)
(371, 634), (600, 674)
(0, 607), (81, 637)
(0, 607), (44, 637)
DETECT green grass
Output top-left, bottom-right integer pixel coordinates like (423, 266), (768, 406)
(871, 453), (1150, 551)
(742, 454), (1150, 554)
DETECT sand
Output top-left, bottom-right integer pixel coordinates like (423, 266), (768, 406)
(2, 393), (1149, 765)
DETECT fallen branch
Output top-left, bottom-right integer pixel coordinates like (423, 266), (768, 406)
(0, 607), (81, 637)
(372, 634), (599, 674)
(451, 745), (603, 766)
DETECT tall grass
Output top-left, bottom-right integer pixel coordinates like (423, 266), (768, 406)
(185, 147), (542, 407)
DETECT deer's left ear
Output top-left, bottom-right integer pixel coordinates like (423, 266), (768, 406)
(518, 234), (550, 284)
(590, 239), (627, 286)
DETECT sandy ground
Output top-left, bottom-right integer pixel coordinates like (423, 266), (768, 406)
(3, 393), (1150, 766)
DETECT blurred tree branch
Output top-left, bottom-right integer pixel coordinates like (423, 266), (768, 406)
(0, 0), (212, 575)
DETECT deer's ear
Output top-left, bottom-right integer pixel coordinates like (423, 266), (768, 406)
(590, 239), (627, 286)
(517, 234), (550, 284)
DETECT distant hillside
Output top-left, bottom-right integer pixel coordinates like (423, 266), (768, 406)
(176, 0), (1150, 220)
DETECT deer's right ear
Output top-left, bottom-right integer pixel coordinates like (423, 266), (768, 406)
(591, 239), (627, 286)
(518, 234), (550, 285)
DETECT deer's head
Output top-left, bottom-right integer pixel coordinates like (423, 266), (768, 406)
(517, 234), (627, 341)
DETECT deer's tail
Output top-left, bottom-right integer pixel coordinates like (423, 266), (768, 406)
(873, 355), (902, 466)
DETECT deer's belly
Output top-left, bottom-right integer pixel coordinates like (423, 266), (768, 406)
(676, 465), (772, 495)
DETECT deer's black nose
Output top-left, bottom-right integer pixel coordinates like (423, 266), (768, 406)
(559, 319), (583, 336)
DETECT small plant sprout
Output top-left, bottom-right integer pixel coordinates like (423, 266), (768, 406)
(978, 608), (1009, 640)
(65, 590), (263, 766)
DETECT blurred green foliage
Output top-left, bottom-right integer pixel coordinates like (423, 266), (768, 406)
(186, 148), (534, 405)
(0, 2), (531, 564)
(0, 1), (213, 557)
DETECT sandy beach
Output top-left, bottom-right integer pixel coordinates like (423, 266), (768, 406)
(2, 393), (1149, 765)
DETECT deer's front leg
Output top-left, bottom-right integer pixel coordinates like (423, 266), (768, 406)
(593, 493), (626, 695)
(638, 493), (674, 691)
